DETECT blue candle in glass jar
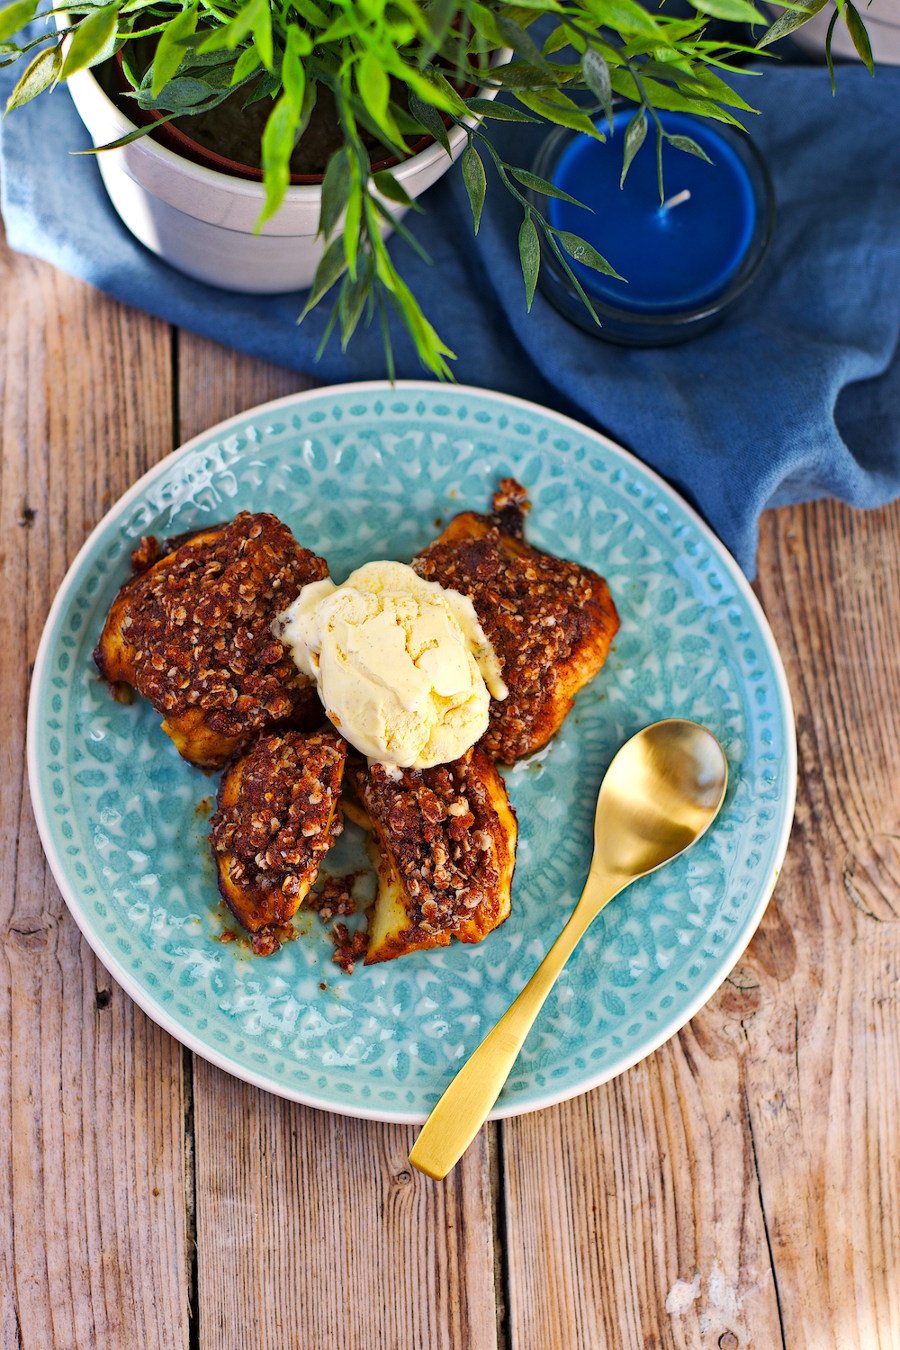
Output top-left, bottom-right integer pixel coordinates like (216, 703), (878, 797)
(534, 108), (775, 345)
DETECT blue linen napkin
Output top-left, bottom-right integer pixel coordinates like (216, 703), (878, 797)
(2, 56), (898, 575)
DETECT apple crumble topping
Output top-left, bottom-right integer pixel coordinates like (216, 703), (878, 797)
(97, 511), (328, 743)
(210, 729), (346, 908)
(414, 482), (617, 762)
(331, 922), (369, 974)
(308, 873), (359, 921)
(491, 476), (531, 537)
(362, 753), (502, 938)
(130, 535), (161, 571)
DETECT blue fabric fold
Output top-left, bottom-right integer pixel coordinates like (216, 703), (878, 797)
(2, 56), (898, 575)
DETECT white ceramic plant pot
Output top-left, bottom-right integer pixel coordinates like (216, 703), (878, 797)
(763, 0), (900, 66)
(63, 56), (503, 293)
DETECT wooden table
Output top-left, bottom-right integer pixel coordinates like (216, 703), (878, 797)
(2, 225), (898, 1350)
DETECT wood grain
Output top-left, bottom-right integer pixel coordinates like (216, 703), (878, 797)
(3, 237), (898, 1350)
(739, 501), (900, 1350)
(0, 239), (190, 1349)
(502, 498), (900, 1350)
(176, 331), (502, 1350)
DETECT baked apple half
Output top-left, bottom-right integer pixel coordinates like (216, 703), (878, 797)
(414, 480), (619, 764)
(351, 748), (517, 964)
(209, 729), (347, 943)
(94, 511), (328, 767)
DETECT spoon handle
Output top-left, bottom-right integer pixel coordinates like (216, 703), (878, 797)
(409, 871), (622, 1180)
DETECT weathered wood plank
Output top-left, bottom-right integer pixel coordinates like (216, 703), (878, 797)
(6, 250), (896, 1349)
(739, 500), (900, 1350)
(502, 1031), (783, 1348)
(502, 498), (900, 1349)
(0, 240), (190, 1350)
(191, 1057), (499, 1350)
(176, 331), (502, 1350)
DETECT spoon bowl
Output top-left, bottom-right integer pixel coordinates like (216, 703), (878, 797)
(409, 719), (727, 1179)
(593, 719), (728, 878)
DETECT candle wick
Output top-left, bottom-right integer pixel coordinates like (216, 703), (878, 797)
(661, 188), (692, 212)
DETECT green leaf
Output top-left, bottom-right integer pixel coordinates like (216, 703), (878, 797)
(583, 0), (661, 38)
(138, 70), (233, 114)
(252, 0), (272, 70)
(554, 230), (623, 278)
(198, 0), (268, 58)
(757, 0), (828, 49)
(825, 6), (839, 93)
(312, 13), (358, 43)
(666, 63), (757, 113)
(466, 1), (503, 50)
(582, 48), (613, 131)
(300, 236), (347, 317)
(259, 90), (302, 227)
(543, 20), (576, 55)
(388, 271), (455, 374)
(338, 260), (371, 349)
(499, 0), (564, 11)
(620, 109), (647, 186)
(610, 68), (745, 127)
(74, 113), (175, 150)
(5, 42), (60, 111)
(464, 96), (538, 123)
(665, 132), (713, 163)
(394, 62), (458, 114)
(319, 146), (351, 239)
(151, 0), (197, 97)
(342, 178), (362, 279)
(282, 26), (306, 103)
(0, 0), (37, 45)
(423, 0), (457, 52)
(373, 170), (417, 208)
(407, 90), (451, 155)
(292, 0), (328, 26)
(315, 294), (341, 361)
(61, 3), (119, 79)
(488, 58), (574, 90)
(844, 2), (874, 74)
(518, 214), (540, 311)
(692, 0), (764, 21)
(424, 68), (470, 118)
(230, 44), (261, 86)
(386, 104), (424, 138)
(377, 294), (396, 382)
(356, 50), (389, 121)
(193, 24), (231, 54)
(539, 225), (602, 326)
(243, 68), (280, 106)
(461, 143), (486, 232)
(507, 165), (590, 209)
(515, 89), (604, 139)
(494, 13), (550, 70)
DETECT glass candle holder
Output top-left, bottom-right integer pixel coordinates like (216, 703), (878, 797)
(530, 108), (776, 347)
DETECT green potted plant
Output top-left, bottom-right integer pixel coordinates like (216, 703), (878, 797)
(0, 0), (871, 376)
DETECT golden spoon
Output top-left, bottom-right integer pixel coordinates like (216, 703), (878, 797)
(409, 719), (728, 1180)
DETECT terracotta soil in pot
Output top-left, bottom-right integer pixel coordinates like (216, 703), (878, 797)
(99, 55), (434, 183)
(167, 84), (404, 181)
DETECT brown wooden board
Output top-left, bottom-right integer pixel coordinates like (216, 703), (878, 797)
(3, 244), (897, 1348)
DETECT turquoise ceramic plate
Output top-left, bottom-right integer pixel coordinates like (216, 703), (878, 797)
(28, 382), (795, 1123)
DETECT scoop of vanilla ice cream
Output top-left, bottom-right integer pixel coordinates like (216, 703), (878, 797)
(275, 561), (506, 768)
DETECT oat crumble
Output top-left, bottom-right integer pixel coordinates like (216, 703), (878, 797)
(96, 511), (328, 749)
(362, 751), (501, 939)
(210, 729), (346, 935)
(414, 482), (618, 762)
